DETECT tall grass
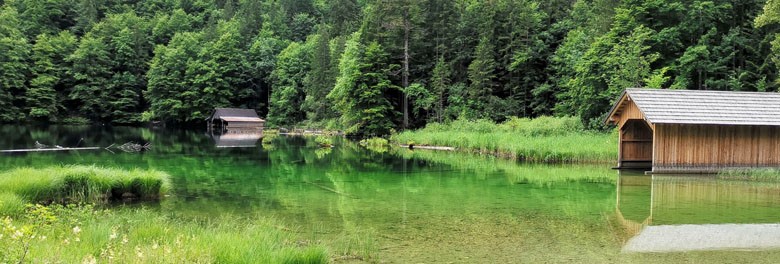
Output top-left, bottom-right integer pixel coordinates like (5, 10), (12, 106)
(0, 165), (171, 214)
(392, 116), (617, 163)
(0, 205), (330, 263)
(395, 148), (617, 185)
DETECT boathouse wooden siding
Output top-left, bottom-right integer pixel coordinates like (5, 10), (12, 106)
(606, 88), (780, 173)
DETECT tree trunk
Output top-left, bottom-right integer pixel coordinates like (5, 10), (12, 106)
(402, 7), (410, 129)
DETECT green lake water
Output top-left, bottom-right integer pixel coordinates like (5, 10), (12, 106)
(2, 126), (780, 263)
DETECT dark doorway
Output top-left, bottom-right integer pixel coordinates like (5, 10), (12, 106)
(620, 119), (653, 169)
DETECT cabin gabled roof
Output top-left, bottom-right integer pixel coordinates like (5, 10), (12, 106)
(208, 108), (264, 122)
(606, 88), (780, 126)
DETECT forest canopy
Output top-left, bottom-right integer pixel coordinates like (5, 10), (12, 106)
(1, 0), (779, 135)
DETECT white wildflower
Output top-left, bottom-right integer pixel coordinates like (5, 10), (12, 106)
(82, 255), (97, 264)
(72, 226), (81, 235)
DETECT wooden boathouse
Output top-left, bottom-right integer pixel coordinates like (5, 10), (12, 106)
(605, 88), (780, 173)
(207, 108), (265, 132)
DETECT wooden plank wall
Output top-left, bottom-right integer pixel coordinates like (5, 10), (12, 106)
(617, 99), (653, 166)
(617, 98), (646, 128)
(654, 124), (780, 169)
(622, 121), (653, 161)
(226, 121), (265, 129)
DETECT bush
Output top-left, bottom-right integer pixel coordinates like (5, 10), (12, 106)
(314, 136), (333, 148)
(360, 137), (390, 153)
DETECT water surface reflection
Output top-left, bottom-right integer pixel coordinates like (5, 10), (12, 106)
(618, 173), (780, 252)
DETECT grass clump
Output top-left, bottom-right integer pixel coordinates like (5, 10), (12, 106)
(718, 168), (780, 182)
(360, 137), (390, 153)
(392, 116), (616, 163)
(314, 136), (333, 148)
(0, 165), (171, 214)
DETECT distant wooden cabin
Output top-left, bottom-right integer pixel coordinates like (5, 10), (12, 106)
(606, 88), (780, 173)
(207, 108), (265, 132)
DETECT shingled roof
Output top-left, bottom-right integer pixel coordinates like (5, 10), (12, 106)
(207, 108), (264, 122)
(606, 88), (780, 126)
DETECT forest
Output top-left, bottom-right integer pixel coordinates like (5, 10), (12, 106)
(2, 0), (780, 136)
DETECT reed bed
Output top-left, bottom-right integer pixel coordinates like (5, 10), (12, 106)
(0, 165), (171, 215)
(395, 149), (617, 185)
(392, 116), (617, 163)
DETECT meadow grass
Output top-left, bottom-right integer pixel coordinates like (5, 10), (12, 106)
(0, 205), (330, 263)
(392, 116), (617, 163)
(0, 165), (171, 215)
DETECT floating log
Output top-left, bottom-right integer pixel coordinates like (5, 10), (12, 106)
(0, 147), (101, 153)
(399, 145), (455, 151)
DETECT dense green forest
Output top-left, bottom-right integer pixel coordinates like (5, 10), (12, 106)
(1, 0), (780, 136)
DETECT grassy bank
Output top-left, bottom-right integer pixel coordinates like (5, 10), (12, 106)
(0, 205), (329, 263)
(395, 148), (617, 185)
(392, 116), (617, 163)
(0, 166), (342, 263)
(0, 165), (171, 215)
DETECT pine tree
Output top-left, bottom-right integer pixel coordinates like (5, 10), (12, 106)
(27, 32), (77, 121)
(467, 36), (497, 119)
(68, 35), (112, 121)
(329, 33), (399, 137)
(0, 6), (31, 122)
(268, 41), (311, 127)
(430, 56), (451, 123)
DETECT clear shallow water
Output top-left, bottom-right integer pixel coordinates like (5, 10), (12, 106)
(2, 126), (780, 263)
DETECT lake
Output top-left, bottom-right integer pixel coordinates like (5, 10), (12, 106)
(1, 125), (780, 263)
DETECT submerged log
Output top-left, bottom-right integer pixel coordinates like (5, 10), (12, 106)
(399, 145), (455, 151)
(0, 147), (101, 153)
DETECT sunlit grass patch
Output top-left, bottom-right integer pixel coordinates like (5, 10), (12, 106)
(0, 165), (170, 214)
(392, 117), (617, 163)
(0, 206), (331, 264)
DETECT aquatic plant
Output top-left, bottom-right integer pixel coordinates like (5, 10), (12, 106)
(359, 137), (390, 153)
(0, 165), (171, 214)
(314, 136), (333, 148)
(717, 168), (780, 182)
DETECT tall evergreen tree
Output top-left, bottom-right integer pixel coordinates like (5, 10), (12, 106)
(27, 31), (77, 121)
(0, 6), (30, 122)
(268, 41), (311, 127)
(467, 36), (497, 120)
(329, 33), (399, 137)
(68, 35), (112, 121)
